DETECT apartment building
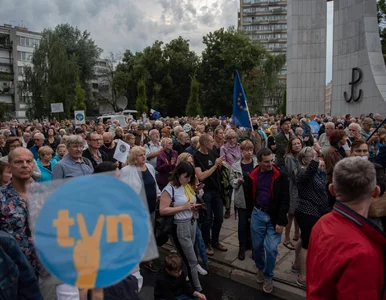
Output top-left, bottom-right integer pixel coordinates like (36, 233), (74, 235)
(238, 0), (287, 113)
(0, 24), (41, 120)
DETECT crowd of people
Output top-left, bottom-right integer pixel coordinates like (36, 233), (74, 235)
(0, 111), (386, 299)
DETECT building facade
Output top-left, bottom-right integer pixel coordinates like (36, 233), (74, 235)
(0, 24), (41, 121)
(238, 0), (287, 113)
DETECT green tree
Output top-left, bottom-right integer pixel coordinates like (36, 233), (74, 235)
(136, 79), (148, 114)
(151, 83), (162, 111)
(53, 24), (101, 86)
(199, 27), (266, 116)
(20, 24), (100, 120)
(20, 30), (78, 120)
(378, 0), (386, 62)
(186, 77), (202, 117)
(0, 102), (13, 120)
(74, 77), (87, 112)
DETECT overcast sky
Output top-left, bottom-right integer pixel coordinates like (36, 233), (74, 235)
(1, 0), (333, 82)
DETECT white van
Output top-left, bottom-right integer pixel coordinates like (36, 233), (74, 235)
(97, 114), (127, 127)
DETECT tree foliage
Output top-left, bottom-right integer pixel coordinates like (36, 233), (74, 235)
(378, 0), (386, 62)
(21, 24), (100, 120)
(0, 102), (13, 121)
(136, 79), (148, 114)
(186, 77), (202, 117)
(74, 76), (86, 112)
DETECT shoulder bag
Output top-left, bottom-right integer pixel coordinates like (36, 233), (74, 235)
(155, 185), (175, 247)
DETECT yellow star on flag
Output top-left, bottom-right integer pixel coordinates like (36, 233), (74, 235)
(244, 108), (248, 111)
(237, 97), (241, 101)
(240, 105), (243, 109)
(239, 93), (242, 97)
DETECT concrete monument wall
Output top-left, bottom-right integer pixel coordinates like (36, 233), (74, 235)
(286, 0), (327, 114)
(331, 0), (386, 116)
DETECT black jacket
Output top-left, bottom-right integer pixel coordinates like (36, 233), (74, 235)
(247, 165), (290, 227)
(82, 148), (109, 170)
(154, 269), (195, 300)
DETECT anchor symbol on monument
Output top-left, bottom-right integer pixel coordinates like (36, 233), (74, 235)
(344, 67), (363, 103)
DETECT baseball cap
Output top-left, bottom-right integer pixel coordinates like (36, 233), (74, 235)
(280, 118), (291, 127)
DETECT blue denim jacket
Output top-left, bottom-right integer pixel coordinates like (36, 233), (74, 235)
(0, 231), (42, 300)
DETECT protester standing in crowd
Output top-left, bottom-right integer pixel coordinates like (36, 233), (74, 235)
(282, 137), (302, 251)
(173, 132), (190, 155)
(294, 146), (329, 288)
(145, 129), (163, 170)
(185, 136), (200, 156)
(121, 146), (161, 273)
(124, 133), (136, 149)
(52, 135), (94, 179)
(156, 137), (178, 191)
(54, 144), (67, 162)
(82, 132), (108, 169)
(350, 139), (385, 195)
(194, 134), (227, 255)
(36, 146), (57, 182)
(318, 122), (335, 156)
(30, 133), (46, 160)
(46, 128), (60, 152)
(248, 148), (289, 294)
(307, 157), (386, 299)
(101, 132), (117, 162)
(324, 130), (347, 207)
(176, 152), (208, 275)
(0, 161), (11, 186)
(267, 124), (277, 152)
(159, 161), (204, 293)
(221, 129), (241, 219)
(274, 118), (292, 167)
(0, 135), (7, 157)
(230, 140), (257, 261)
(213, 127), (224, 157)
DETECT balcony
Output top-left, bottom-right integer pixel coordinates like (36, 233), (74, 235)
(0, 86), (14, 95)
(0, 71), (14, 81)
(0, 57), (12, 65)
(0, 43), (12, 50)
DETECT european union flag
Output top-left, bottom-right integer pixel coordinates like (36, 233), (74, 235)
(232, 70), (252, 129)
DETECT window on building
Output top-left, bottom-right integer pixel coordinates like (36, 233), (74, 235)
(18, 51), (33, 62)
(92, 83), (99, 89)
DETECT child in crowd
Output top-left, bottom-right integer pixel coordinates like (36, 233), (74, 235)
(154, 251), (207, 300)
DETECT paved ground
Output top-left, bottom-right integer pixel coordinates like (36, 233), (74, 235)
(139, 257), (285, 300)
(166, 207), (302, 288)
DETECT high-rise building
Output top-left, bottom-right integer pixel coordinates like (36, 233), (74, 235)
(238, 0), (287, 113)
(0, 24), (41, 121)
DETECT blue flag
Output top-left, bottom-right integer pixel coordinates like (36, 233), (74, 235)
(232, 70), (251, 129)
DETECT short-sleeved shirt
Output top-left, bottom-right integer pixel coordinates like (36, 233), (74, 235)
(194, 150), (221, 191)
(163, 184), (196, 220)
(52, 155), (94, 179)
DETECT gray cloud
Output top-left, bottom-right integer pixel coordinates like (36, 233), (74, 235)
(0, 0), (239, 56)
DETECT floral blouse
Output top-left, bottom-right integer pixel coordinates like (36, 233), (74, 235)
(0, 183), (37, 271)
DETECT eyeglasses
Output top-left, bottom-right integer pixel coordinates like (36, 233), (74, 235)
(89, 139), (102, 142)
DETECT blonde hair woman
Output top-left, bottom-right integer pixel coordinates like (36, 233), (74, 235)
(36, 146), (57, 182)
(120, 146), (161, 272)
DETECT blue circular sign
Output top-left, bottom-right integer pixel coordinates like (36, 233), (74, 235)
(309, 121), (320, 134)
(34, 175), (149, 288)
(76, 113), (84, 121)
